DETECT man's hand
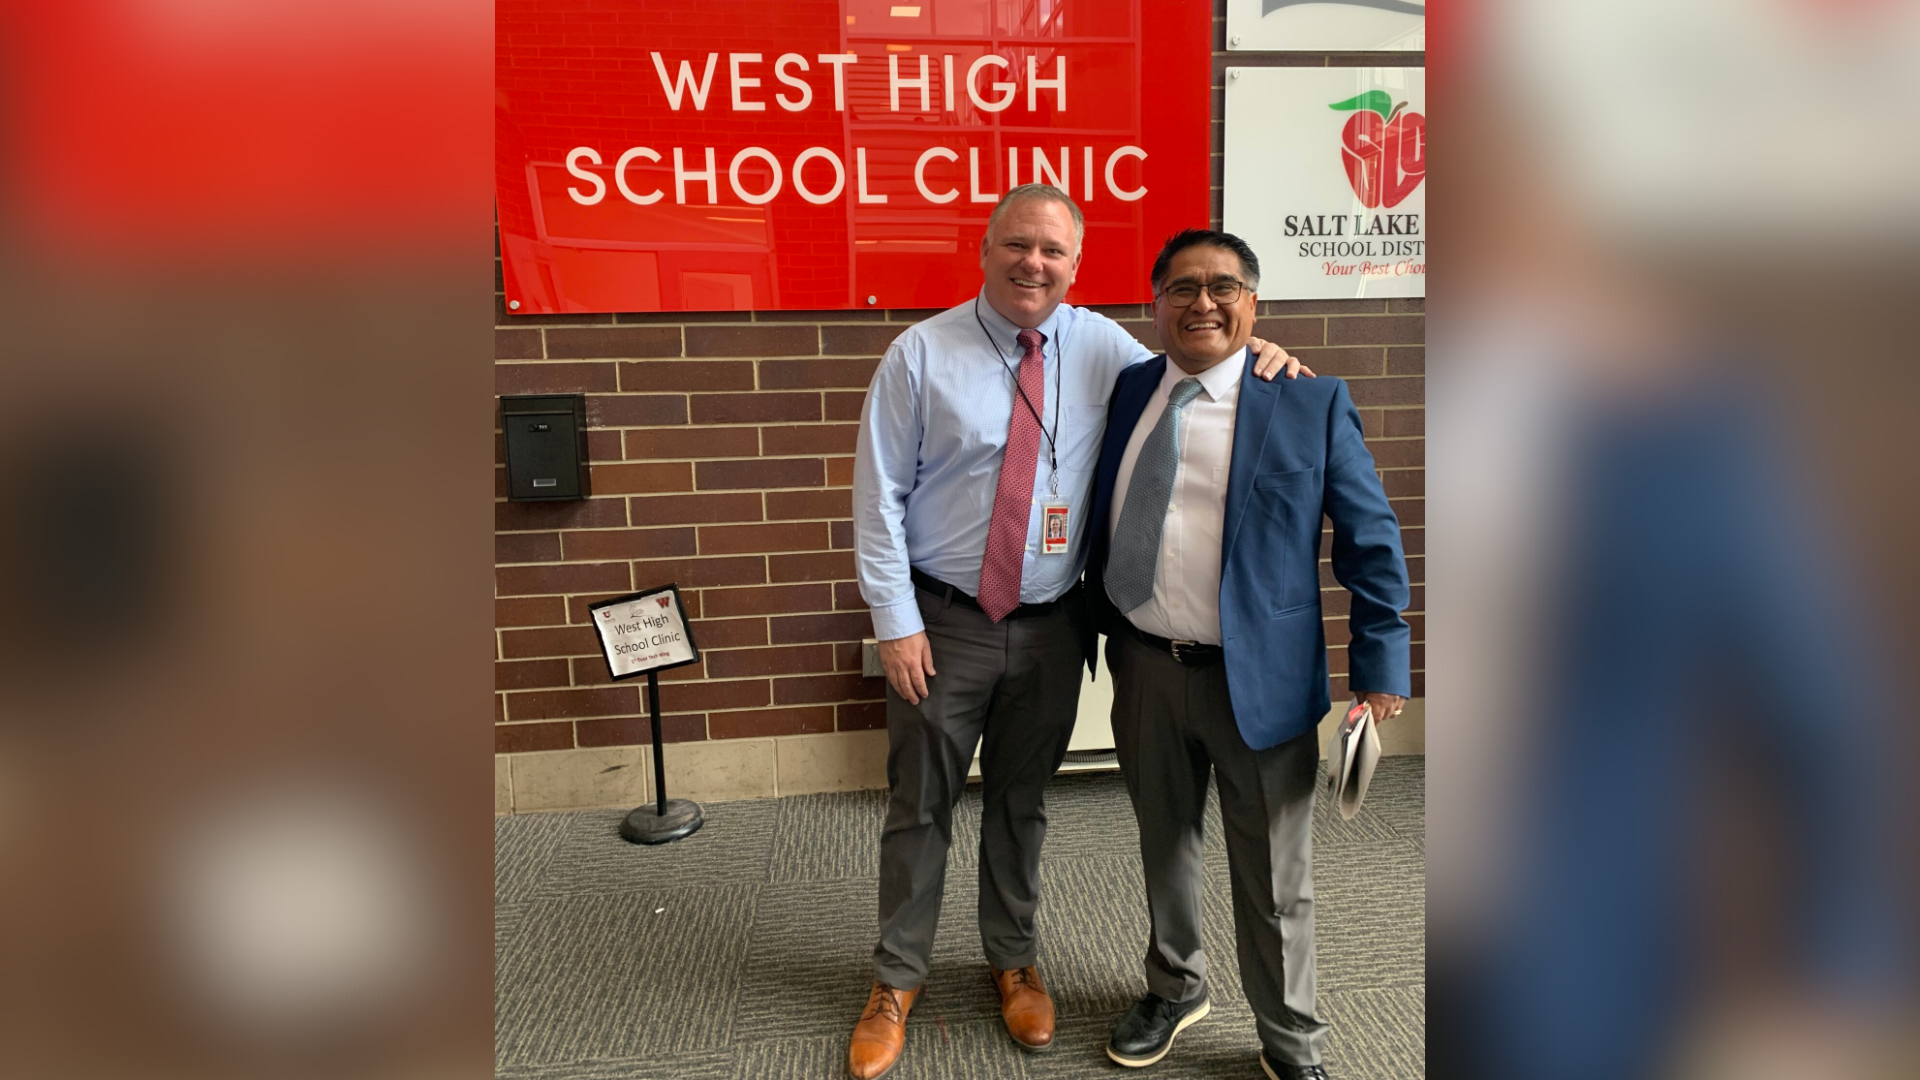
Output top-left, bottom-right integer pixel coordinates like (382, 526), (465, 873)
(878, 632), (938, 705)
(1248, 337), (1316, 381)
(1358, 691), (1407, 721)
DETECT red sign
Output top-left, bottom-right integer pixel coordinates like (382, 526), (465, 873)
(496, 0), (1212, 313)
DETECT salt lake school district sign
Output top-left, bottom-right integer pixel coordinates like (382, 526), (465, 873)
(1224, 67), (1425, 300)
(495, 0), (1214, 314)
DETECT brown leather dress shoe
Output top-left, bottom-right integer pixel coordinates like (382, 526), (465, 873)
(990, 965), (1056, 1051)
(847, 981), (919, 1079)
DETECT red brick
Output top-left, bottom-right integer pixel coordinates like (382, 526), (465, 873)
(834, 582), (869, 610)
(500, 625), (602, 658)
(838, 701), (888, 730)
(496, 362), (617, 395)
(577, 714), (709, 746)
(496, 561), (632, 597)
(830, 520), (855, 549)
(704, 644), (834, 677)
(769, 550), (856, 582)
(688, 616), (769, 649)
(629, 555), (768, 588)
(1387, 347), (1424, 375)
(771, 611), (873, 644)
(819, 325), (907, 356)
(619, 360), (755, 391)
(1400, 527), (1424, 556)
(1345, 377), (1423, 407)
(759, 358), (881, 388)
(630, 492), (764, 525)
(1380, 470), (1423, 498)
(495, 721), (574, 753)
(497, 328), (542, 359)
(700, 584), (833, 618)
(1251, 317), (1326, 347)
(1292, 347), (1384, 377)
(825, 391), (866, 420)
(1405, 555), (1423, 584)
(561, 527), (699, 561)
(686, 324), (819, 357)
(569, 655), (618, 686)
(565, 592), (638, 624)
(497, 659), (571, 691)
(626, 426), (759, 460)
(709, 705), (834, 739)
(1389, 497), (1423, 526)
(496, 497), (627, 532)
(1327, 315), (1424, 346)
(1365, 439), (1424, 469)
(826, 456), (855, 486)
(591, 461), (694, 494)
(587, 394), (688, 427)
(496, 694), (505, 722)
(1387, 298), (1425, 313)
(774, 672), (886, 705)
(587, 430), (624, 462)
(761, 424), (859, 456)
(1358, 409), (1383, 438)
(1259, 298), (1387, 316)
(507, 686), (641, 721)
(497, 596), (567, 628)
(658, 678), (771, 713)
(496, 532), (562, 563)
(1382, 409), (1423, 437)
(698, 457), (822, 490)
(699, 521), (830, 555)
(690, 393), (821, 424)
(765, 488), (852, 520)
(835, 641), (866, 671)
(754, 309), (886, 322)
(545, 326), (683, 358)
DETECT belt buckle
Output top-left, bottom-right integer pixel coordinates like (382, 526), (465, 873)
(1169, 639), (1199, 663)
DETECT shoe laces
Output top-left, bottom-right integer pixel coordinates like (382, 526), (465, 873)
(1005, 967), (1040, 992)
(1294, 1065), (1329, 1080)
(861, 984), (904, 1024)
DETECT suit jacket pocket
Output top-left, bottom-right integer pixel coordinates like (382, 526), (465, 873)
(1253, 467), (1316, 492)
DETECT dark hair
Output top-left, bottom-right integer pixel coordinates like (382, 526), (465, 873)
(1149, 228), (1260, 292)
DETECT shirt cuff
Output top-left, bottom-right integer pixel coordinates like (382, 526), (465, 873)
(869, 596), (925, 641)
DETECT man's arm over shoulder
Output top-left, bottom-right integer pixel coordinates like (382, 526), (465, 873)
(1321, 378), (1412, 697)
(853, 337), (926, 641)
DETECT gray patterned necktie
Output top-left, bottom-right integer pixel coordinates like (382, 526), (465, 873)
(1106, 377), (1206, 614)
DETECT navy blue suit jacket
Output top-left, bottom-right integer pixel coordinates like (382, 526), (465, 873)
(1083, 356), (1411, 751)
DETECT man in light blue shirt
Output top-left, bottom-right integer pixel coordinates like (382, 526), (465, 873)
(844, 184), (1309, 1078)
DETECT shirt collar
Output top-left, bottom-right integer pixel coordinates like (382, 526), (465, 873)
(1166, 345), (1247, 401)
(974, 288), (1065, 355)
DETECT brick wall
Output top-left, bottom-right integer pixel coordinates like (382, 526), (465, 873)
(494, 22), (1423, 807)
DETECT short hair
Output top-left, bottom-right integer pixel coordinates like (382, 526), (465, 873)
(1150, 228), (1261, 292)
(983, 184), (1085, 249)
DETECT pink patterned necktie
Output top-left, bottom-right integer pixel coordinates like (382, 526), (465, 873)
(978, 328), (1046, 621)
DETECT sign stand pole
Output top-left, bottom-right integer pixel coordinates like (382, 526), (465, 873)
(619, 670), (703, 845)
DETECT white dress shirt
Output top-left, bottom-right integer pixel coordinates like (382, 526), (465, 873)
(1107, 346), (1246, 644)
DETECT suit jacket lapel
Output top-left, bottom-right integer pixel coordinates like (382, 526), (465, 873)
(1223, 359), (1281, 562)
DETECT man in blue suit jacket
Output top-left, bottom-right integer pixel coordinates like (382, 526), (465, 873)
(1084, 230), (1411, 1080)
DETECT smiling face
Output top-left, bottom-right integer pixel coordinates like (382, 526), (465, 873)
(978, 196), (1081, 329)
(1153, 244), (1259, 374)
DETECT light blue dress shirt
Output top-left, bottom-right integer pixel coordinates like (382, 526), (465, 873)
(854, 290), (1155, 640)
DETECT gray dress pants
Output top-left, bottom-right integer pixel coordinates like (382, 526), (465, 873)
(872, 583), (1085, 989)
(1107, 629), (1330, 1066)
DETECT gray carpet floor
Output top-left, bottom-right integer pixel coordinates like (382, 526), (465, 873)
(496, 757), (1424, 1079)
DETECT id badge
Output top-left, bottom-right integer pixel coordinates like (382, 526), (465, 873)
(1041, 502), (1070, 555)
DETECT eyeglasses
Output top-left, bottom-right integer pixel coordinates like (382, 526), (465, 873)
(1157, 280), (1247, 307)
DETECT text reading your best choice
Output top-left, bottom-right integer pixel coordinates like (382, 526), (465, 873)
(563, 53), (1152, 208)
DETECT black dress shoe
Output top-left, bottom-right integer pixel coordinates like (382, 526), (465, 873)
(1259, 1050), (1330, 1080)
(1105, 992), (1211, 1068)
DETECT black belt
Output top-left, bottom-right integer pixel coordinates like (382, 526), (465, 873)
(911, 569), (1078, 620)
(1123, 620), (1224, 665)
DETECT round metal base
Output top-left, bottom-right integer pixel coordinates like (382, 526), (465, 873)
(620, 799), (703, 845)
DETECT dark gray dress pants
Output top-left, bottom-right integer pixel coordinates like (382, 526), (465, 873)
(871, 584), (1084, 989)
(1107, 629), (1330, 1066)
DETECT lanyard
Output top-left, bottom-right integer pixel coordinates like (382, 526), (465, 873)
(973, 297), (1063, 496)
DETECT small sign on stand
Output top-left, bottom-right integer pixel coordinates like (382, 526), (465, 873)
(588, 584), (703, 845)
